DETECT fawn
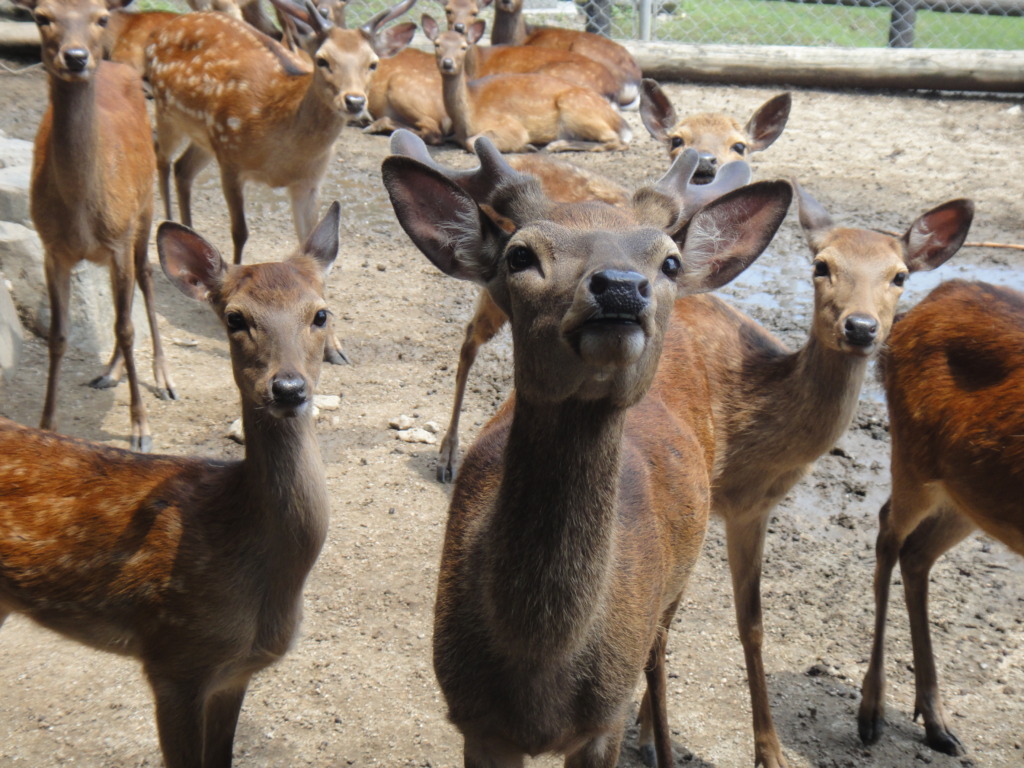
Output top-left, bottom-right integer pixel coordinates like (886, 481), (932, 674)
(383, 130), (792, 767)
(0, 203), (340, 768)
(19, 0), (174, 452)
(859, 279), (1023, 757)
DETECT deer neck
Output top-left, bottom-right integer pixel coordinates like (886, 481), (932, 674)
(238, 400), (329, 565)
(297, 73), (348, 153)
(45, 75), (102, 201)
(463, 43), (484, 80)
(492, 7), (526, 44)
(440, 67), (475, 144)
(483, 396), (624, 662)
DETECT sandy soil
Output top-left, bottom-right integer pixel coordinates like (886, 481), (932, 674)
(0, 50), (1022, 768)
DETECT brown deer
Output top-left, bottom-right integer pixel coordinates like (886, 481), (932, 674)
(425, 17), (630, 153)
(18, 0), (174, 453)
(146, 0), (415, 265)
(640, 79), (791, 183)
(367, 46), (450, 144)
(674, 187), (972, 768)
(858, 279), (1023, 757)
(0, 203), (339, 768)
(487, 0), (642, 107)
(383, 131), (793, 767)
(103, 8), (178, 72)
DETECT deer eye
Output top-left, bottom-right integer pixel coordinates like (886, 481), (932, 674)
(670, 137), (684, 149)
(732, 142), (747, 155)
(225, 311), (248, 332)
(313, 309), (329, 327)
(506, 245), (536, 273)
(34, 12), (52, 26)
(316, 56), (330, 69)
(892, 271), (908, 287)
(812, 260), (830, 278)
(368, 60), (378, 71)
(661, 255), (681, 279)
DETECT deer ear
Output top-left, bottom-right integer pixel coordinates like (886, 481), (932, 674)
(375, 20), (416, 56)
(157, 222), (228, 303)
(467, 19), (486, 43)
(794, 181), (834, 255)
(299, 201), (341, 276)
(639, 78), (677, 143)
(676, 180), (792, 294)
(421, 13), (439, 40)
(382, 156), (503, 284)
(902, 199), (974, 273)
(745, 92), (791, 152)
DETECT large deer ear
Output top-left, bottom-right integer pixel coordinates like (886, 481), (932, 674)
(382, 156), (504, 284)
(794, 181), (834, 254)
(375, 20), (416, 56)
(676, 180), (792, 294)
(157, 222), (229, 303)
(421, 12), (440, 40)
(639, 78), (677, 143)
(902, 199), (973, 273)
(745, 92), (791, 152)
(299, 201), (341, 276)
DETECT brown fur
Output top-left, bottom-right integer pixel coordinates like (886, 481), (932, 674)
(103, 9), (178, 72)
(20, 0), (172, 452)
(0, 208), (340, 768)
(858, 279), (1023, 757)
(366, 47), (451, 145)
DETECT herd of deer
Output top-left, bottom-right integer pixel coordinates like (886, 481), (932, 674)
(0, 0), (1020, 764)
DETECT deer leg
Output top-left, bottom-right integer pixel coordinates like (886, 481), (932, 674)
(149, 675), (206, 768)
(438, 289), (508, 483)
(900, 505), (974, 756)
(566, 727), (625, 768)
(221, 168), (249, 265)
(725, 509), (788, 768)
(40, 258), (72, 432)
(134, 207), (177, 401)
(175, 143), (214, 229)
(639, 625), (674, 767)
(203, 680), (251, 768)
(109, 249), (152, 453)
(463, 735), (525, 768)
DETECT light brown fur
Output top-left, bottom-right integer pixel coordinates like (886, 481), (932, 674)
(859, 279), (1023, 757)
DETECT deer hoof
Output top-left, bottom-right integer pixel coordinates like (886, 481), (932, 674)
(132, 434), (153, 454)
(639, 744), (656, 767)
(925, 724), (966, 756)
(324, 345), (351, 366)
(88, 373), (119, 389)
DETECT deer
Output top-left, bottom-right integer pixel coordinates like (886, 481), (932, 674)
(857, 279), (1024, 757)
(425, 17), (631, 153)
(0, 202), (340, 768)
(383, 129), (793, 767)
(366, 40), (450, 145)
(102, 8), (179, 72)
(666, 187), (972, 768)
(17, 0), (175, 453)
(640, 79), (792, 184)
(146, 0), (415, 266)
(428, 89), (785, 482)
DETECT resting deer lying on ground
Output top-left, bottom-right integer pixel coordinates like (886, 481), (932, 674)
(0, 203), (339, 768)
(384, 129), (792, 767)
(640, 79), (791, 183)
(425, 17), (630, 153)
(19, 0), (174, 452)
(858, 279), (1023, 757)
(678, 188), (972, 768)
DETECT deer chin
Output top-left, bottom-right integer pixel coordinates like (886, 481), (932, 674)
(576, 318), (647, 369)
(267, 399), (312, 420)
(838, 338), (878, 358)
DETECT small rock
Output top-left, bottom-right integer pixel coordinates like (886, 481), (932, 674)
(226, 418), (244, 444)
(397, 428), (436, 445)
(423, 421), (440, 434)
(1007, 104), (1021, 116)
(389, 414), (414, 430)
(314, 394), (341, 410)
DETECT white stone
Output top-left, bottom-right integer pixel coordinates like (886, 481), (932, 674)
(313, 394), (341, 410)
(388, 414), (414, 430)
(397, 428), (436, 445)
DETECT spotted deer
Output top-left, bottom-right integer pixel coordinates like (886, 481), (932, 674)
(640, 79), (791, 183)
(17, 0), (174, 452)
(384, 130), (792, 767)
(425, 19), (630, 151)
(0, 203), (339, 768)
(858, 279), (1023, 757)
(102, 8), (178, 72)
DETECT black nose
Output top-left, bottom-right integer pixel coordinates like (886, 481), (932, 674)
(844, 313), (878, 346)
(344, 94), (366, 114)
(64, 48), (89, 72)
(271, 375), (308, 406)
(441, 57), (455, 72)
(453, 22), (465, 32)
(589, 270), (650, 318)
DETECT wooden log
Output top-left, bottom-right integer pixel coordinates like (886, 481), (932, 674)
(0, 21), (39, 51)
(627, 42), (1024, 92)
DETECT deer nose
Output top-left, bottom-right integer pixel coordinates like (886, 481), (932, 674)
(440, 57), (456, 73)
(344, 94), (366, 114)
(453, 21), (465, 32)
(63, 48), (90, 72)
(844, 313), (879, 347)
(589, 270), (650, 318)
(271, 374), (308, 406)
(694, 152), (718, 182)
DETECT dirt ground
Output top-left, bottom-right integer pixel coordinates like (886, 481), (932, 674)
(0, 49), (1022, 768)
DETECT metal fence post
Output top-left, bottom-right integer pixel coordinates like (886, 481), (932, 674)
(888, 0), (918, 46)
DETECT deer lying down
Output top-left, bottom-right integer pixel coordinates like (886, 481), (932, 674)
(859, 279), (1024, 757)
(0, 204), (339, 768)
(384, 132), (792, 767)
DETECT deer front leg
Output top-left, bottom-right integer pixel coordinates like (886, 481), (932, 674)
(133, 208), (178, 401)
(149, 675), (207, 768)
(40, 257), (72, 433)
(203, 681), (251, 768)
(220, 168), (249, 265)
(174, 143), (214, 229)
(463, 735), (525, 768)
(899, 506), (974, 756)
(109, 247), (152, 453)
(638, 625), (674, 767)
(725, 509), (788, 768)
(565, 727), (626, 768)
